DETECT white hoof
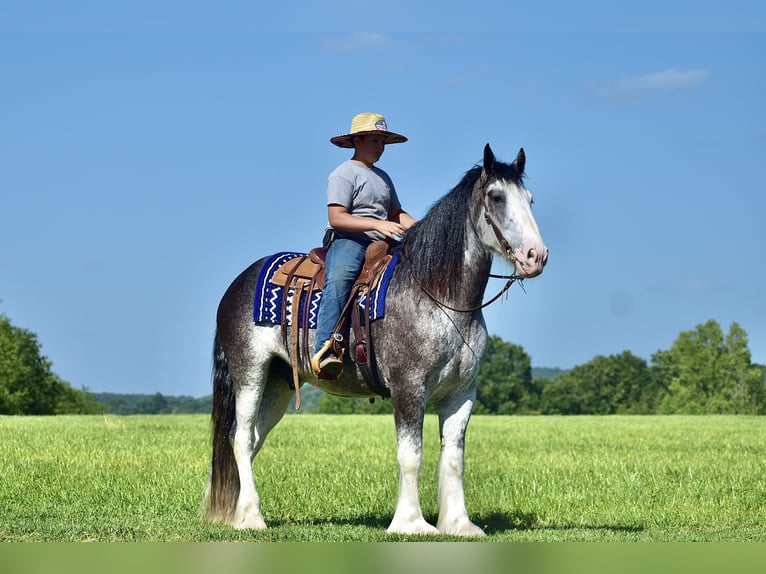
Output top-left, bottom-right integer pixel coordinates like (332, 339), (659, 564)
(438, 519), (486, 538)
(234, 513), (267, 530)
(387, 518), (440, 536)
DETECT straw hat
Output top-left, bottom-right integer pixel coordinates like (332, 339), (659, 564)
(330, 112), (408, 148)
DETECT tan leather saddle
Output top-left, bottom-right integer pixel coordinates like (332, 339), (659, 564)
(268, 240), (393, 408)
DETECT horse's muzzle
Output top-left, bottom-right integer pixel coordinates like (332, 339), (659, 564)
(515, 246), (548, 278)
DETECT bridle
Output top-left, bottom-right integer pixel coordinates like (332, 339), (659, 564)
(404, 174), (523, 313)
(482, 179), (517, 266)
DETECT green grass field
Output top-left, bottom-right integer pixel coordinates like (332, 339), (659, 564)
(0, 414), (763, 542)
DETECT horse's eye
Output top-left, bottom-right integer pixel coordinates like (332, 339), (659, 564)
(488, 191), (505, 205)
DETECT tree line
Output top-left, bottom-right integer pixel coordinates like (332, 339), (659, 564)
(0, 311), (101, 414)
(94, 392), (211, 415)
(1, 307), (764, 415)
(536, 319), (765, 415)
(316, 319), (766, 415)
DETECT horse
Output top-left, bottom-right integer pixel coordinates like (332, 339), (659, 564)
(203, 144), (548, 537)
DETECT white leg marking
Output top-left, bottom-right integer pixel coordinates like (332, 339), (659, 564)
(387, 434), (439, 536)
(437, 399), (485, 537)
(231, 385), (267, 530)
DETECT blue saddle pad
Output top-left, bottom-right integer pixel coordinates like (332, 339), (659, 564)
(253, 251), (399, 328)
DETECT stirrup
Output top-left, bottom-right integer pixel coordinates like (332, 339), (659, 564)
(311, 338), (344, 379)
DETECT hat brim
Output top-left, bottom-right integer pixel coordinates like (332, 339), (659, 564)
(330, 130), (408, 148)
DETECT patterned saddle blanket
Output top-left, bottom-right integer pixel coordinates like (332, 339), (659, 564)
(253, 251), (399, 327)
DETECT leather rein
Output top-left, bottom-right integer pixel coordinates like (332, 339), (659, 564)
(403, 177), (523, 314)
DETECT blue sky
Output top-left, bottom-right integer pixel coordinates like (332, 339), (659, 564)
(1, 2), (764, 397)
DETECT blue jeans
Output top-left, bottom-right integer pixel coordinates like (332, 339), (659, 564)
(314, 237), (368, 353)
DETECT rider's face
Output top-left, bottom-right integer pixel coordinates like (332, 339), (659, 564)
(352, 134), (386, 166)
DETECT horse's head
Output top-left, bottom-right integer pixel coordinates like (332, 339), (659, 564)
(479, 144), (548, 278)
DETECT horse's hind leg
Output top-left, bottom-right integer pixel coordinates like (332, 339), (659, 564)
(229, 377), (266, 529)
(435, 393), (485, 537)
(230, 359), (295, 530)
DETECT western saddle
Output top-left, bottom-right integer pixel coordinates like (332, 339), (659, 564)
(268, 240), (393, 409)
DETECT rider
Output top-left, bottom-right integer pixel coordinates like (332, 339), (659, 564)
(311, 112), (417, 378)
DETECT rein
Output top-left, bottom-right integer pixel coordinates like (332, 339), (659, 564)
(413, 269), (519, 313)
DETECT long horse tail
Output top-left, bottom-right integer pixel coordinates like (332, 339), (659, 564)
(204, 331), (239, 524)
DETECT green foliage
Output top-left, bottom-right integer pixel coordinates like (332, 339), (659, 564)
(474, 335), (539, 414)
(3, 301), (765, 417)
(540, 351), (655, 415)
(293, 320), (766, 416)
(288, 384), (322, 413)
(538, 319), (765, 416)
(54, 383), (104, 415)
(652, 320), (765, 414)
(95, 393), (212, 414)
(319, 390), (393, 414)
(0, 311), (101, 415)
(531, 366), (566, 379)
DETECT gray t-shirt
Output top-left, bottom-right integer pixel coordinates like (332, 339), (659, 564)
(326, 160), (402, 242)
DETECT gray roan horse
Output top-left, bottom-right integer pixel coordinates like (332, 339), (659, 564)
(203, 144), (547, 536)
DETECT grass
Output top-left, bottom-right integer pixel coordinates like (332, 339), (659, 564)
(0, 414), (764, 542)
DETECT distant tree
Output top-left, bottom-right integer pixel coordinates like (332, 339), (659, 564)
(0, 310), (100, 414)
(136, 392), (169, 414)
(474, 336), (539, 414)
(540, 351), (654, 414)
(532, 367), (567, 380)
(170, 395), (213, 414)
(1, 312), (57, 414)
(653, 320), (765, 414)
(754, 364), (766, 412)
(318, 391), (392, 414)
(94, 393), (212, 414)
(53, 381), (104, 414)
(318, 392), (355, 414)
(287, 385), (322, 413)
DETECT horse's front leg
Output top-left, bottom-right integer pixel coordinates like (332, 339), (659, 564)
(387, 394), (439, 536)
(436, 393), (485, 537)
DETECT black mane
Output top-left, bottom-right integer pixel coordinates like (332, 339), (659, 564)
(398, 158), (523, 300)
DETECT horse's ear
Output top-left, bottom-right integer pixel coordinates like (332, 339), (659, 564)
(483, 143), (495, 175)
(512, 147), (526, 175)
